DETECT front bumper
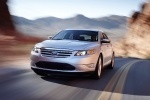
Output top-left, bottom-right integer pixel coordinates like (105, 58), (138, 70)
(30, 51), (98, 74)
(31, 67), (94, 76)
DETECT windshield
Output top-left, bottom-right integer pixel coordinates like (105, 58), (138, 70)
(52, 30), (98, 42)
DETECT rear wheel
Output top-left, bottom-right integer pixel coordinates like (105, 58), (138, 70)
(93, 56), (102, 79)
(107, 53), (115, 69)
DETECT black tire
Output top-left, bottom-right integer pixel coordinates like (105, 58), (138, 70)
(107, 53), (115, 69)
(93, 55), (102, 79)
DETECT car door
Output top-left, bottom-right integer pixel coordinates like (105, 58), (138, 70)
(103, 33), (112, 63)
(100, 33), (108, 65)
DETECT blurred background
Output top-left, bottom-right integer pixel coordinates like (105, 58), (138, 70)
(0, 0), (150, 67)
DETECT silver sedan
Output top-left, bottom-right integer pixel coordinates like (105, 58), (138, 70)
(31, 29), (114, 79)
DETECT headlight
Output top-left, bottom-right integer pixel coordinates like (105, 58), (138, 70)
(32, 46), (40, 53)
(75, 49), (95, 56)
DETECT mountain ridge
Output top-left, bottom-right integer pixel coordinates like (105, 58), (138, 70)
(11, 14), (128, 39)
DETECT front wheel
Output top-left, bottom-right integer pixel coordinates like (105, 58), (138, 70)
(93, 56), (102, 79)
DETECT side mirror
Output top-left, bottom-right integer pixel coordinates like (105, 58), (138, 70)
(48, 36), (53, 40)
(101, 39), (110, 43)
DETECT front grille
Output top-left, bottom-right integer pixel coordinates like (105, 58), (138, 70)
(35, 61), (75, 70)
(41, 48), (73, 58)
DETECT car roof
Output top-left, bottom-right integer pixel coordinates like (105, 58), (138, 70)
(64, 29), (104, 33)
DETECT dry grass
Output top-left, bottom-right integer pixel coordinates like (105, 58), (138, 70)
(114, 35), (150, 59)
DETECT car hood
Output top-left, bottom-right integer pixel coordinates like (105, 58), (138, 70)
(36, 40), (99, 50)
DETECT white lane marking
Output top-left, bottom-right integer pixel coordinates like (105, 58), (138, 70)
(97, 60), (140, 100)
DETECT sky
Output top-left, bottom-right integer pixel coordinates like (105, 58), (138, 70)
(8, 0), (147, 20)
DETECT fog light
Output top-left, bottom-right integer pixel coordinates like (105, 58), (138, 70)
(35, 50), (39, 53)
(32, 46), (40, 53)
(84, 63), (94, 68)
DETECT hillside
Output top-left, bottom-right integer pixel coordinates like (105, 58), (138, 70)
(11, 14), (127, 40)
(114, 1), (150, 59)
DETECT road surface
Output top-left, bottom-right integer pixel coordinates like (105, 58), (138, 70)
(0, 58), (150, 100)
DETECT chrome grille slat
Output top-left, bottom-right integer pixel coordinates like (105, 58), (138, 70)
(42, 52), (52, 54)
(41, 49), (73, 58)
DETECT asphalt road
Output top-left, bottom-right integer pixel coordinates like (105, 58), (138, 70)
(0, 58), (150, 100)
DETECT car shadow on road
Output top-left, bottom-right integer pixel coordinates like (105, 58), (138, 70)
(41, 68), (115, 92)
(40, 58), (132, 94)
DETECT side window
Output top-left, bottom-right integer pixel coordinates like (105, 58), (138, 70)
(104, 33), (111, 43)
(102, 33), (109, 39)
(102, 33), (106, 39)
(104, 33), (109, 39)
(101, 33), (104, 40)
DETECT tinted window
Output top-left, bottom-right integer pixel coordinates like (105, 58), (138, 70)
(52, 30), (98, 42)
(102, 33), (108, 39)
(101, 33), (104, 39)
